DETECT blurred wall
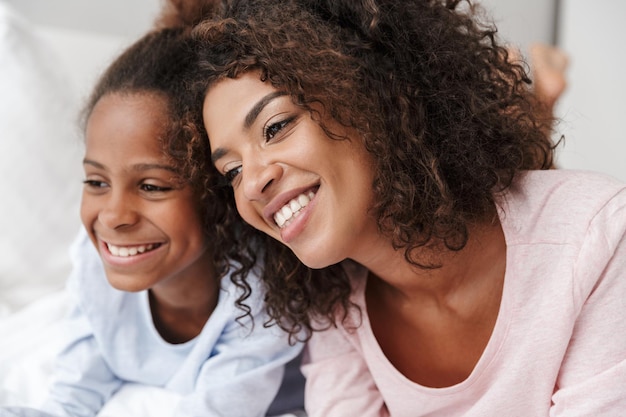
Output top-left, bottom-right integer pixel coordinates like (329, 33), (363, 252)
(3, 0), (160, 37)
(555, 0), (626, 181)
(466, 0), (626, 182)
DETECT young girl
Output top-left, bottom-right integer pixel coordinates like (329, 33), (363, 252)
(190, 0), (626, 416)
(3, 26), (303, 417)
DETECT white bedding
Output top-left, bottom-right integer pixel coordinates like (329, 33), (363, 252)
(0, 290), (184, 415)
(0, 291), (304, 417)
(0, 291), (179, 417)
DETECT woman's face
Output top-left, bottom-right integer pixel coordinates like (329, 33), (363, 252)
(203, 72), (379, 268)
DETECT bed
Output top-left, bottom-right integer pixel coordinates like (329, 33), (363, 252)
(0, 2), (304, 415)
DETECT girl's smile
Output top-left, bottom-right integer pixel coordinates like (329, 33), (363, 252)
(81, 92), (213, 293)
(97, 238), (166, 268)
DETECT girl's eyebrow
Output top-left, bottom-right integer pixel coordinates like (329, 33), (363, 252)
(83, 158), (105, 169)
(83, 159), (177, 173)
(131, 163), (178, 173)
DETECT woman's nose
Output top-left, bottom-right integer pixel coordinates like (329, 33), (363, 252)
(241, 160), (283, 201)
(98, 192), (139, 230)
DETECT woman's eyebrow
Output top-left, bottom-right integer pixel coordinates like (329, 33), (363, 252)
(244, 91), (288, 128)
(211, 91), (289, 164)
(211, 91), (287, 164)
(211, 147), (228, 164)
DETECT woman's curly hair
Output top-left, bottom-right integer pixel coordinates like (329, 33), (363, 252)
(81, 26), (263, 323)
(189, 0), (558, 339)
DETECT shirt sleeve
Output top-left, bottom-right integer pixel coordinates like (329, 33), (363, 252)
(41, 232), (123, 417)
(301, 323), (389, 417)
(550, 189), (626, 416)
(173, 281), (305, 417)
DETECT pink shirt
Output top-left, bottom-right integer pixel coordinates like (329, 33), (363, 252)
(302, 170), (626, 416)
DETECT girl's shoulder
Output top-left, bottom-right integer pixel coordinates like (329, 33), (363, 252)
(66, 229), (141, 316)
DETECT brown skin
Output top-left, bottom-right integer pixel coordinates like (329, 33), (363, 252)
(82, 92), (220, 344)
(149, 273), (218, 343)
(366, 219), (506, 387)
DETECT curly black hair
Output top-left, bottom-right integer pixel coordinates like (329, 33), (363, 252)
(187, 0), (558, 339)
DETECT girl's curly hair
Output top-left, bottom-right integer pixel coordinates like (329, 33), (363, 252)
(189, 0), (557, 339)
(81, 26), (262, 323)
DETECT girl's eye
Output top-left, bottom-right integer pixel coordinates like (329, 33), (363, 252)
(223, 166), (242, 186)
(263, 116), (295, 142)
(83, 179), (107, 189)
(141, 183), (172, 192)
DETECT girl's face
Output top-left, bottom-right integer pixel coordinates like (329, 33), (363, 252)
(81, 92), (212, 292)
(203, 72), (379, 268)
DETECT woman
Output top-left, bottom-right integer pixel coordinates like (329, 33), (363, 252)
(188, 0), (626, 415)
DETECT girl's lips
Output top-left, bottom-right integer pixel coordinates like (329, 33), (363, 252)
(106, 242), (162, 257)
(98, 239), (165, 266)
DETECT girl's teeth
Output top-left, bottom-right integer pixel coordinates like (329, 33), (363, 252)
(274, 191), (315, 228)
(107, 243), (157, 257)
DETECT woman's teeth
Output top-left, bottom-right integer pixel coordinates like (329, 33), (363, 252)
(107, 243), (158, 257)
(274, 191), (315, 228)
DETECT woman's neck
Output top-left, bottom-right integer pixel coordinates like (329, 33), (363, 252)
(361, 218), (506, 306)
(364, 219), (507, 387)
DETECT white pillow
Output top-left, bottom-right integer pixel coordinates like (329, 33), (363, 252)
(0, 2), (83, 315)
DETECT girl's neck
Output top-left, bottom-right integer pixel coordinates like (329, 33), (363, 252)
(149, 249), (220, 344)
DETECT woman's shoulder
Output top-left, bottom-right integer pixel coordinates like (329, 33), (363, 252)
(505, 169), (625, 214)
(511, 169), (626, 199)
(500, 169), (626, 244)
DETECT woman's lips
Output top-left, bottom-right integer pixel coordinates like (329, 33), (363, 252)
(273, 190), (316, 228)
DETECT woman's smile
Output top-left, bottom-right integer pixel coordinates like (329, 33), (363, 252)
(204, 72), (378, 268)
(273, 190), (316, 229)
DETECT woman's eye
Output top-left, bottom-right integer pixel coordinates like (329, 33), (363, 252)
(263, 116), (295, 142)
(223, 166), (242, 185)
(141, 184), (171, 192)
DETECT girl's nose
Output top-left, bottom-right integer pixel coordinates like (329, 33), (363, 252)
(98, 192), (139, 230)
(241, 160), (284, 201)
